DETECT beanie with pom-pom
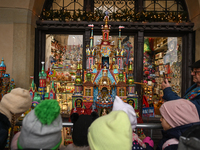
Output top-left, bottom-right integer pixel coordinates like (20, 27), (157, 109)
(17, 100), (62, 150)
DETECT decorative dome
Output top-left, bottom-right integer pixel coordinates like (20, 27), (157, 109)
(0, 58), (6, 69)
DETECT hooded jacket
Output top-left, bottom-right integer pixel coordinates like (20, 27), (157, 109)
(156, 122), (200, 150)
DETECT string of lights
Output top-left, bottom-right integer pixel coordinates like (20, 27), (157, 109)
(40, 9), (188, 23)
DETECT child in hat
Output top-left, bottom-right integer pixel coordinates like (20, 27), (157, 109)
(11, 99), (63, 150)
(112, 96), (154, 150)
(0, 88), (32, 150)
(62, 112), (99, 150)
(157, 99), (200, 150)
(88, 110), (133, 150)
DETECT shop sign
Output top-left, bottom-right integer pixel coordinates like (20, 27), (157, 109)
(142, 107), (155, 117)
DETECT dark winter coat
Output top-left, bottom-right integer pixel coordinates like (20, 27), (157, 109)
(178, 124), (200, 150)
(0, 112), (11, 150)
(156, 122), (200, 150)
(162, 83), (200, 117)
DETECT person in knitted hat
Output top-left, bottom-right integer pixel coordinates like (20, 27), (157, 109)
(62, 112), (99, 150)
(112, 96), (154, 150)
(11, 99), (63, 150)
(88, 110), (132, 150)
(157, 99), (200, 150)
(0, 88), (32, 150)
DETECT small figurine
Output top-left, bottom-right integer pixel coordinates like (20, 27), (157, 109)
(101, 108), (108, 116)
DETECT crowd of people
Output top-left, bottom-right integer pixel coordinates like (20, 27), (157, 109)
(1, 60), (200, 150)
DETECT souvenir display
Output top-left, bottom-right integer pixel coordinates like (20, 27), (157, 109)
(143, 37), (182, 116)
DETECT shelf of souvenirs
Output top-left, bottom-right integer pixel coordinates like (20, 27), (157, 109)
(54, 81), (75, 83)
(56, 92), (74, 94)
(52, 67), (77, 71)
(154, 38), (176, 52)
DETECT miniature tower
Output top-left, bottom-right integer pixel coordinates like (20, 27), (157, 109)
(38, 62), (47, 100)
(49, 80), (56, 99)
(29, 76), (36, 100)
(74, 58), (83, 95)
(127, 60), (138, 109)
(72, 58), (84, 110)
(116, 26), (125, 71)
(116, 71), (127, 97)
(1, 73), (10, 98)
(87, 24), (95, 70)
(0, 58), (6, 77)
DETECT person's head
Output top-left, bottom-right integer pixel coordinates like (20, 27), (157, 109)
(88, 110), (132, 150)
(112, 96), (137, 130)
(70, 111), (99, 147)
(190, 60), (200, 85)
(17, 99), (62, 150)
(159, 99), (199, 131)
(0, 88), (32, 122)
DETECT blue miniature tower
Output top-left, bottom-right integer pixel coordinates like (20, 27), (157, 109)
(0, 58), (6, 78)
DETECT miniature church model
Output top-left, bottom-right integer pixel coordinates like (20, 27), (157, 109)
(72, 15), (138, 116)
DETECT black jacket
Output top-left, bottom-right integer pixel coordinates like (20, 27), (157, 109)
(0, 112), (11, 150)
(156, 122), (200, 150)
(178, 124), (200, 150)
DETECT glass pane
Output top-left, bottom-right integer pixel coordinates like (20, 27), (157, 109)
(143, 0), (186, 12)
(94, 0), (135, 13)
(45, 34), (83, 116)
(143, 37), (182, 116)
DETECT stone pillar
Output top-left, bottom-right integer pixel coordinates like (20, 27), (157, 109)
(0, 0), (45, 89)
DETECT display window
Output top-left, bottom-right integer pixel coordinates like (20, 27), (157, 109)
(45, 34), (83, 117)
(143, 37), (182, 116)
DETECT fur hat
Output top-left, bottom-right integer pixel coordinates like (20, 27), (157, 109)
(159, 99), (199, 128)
(112, 96), (137, 130)
(189, 60), (200, 68)
(0, 88), (32, 122)
(88, 110), (132, 150)
(70, 112), (99, 147)
(17, 100), (62, 149)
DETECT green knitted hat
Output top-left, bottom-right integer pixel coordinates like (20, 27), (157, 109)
(35, 99), (60, 125)
(17, 99), (62, 149)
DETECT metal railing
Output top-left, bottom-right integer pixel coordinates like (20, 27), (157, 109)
(16, 121), (162, 138)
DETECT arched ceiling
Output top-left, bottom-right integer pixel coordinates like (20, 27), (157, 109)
(0, 0), (45, 21)
(184, 0), (200, 30)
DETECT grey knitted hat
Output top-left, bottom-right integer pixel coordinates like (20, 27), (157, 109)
(17, 100), (62, 150)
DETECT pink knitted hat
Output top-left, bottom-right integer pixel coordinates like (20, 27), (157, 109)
(159, 99), (199, 128)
